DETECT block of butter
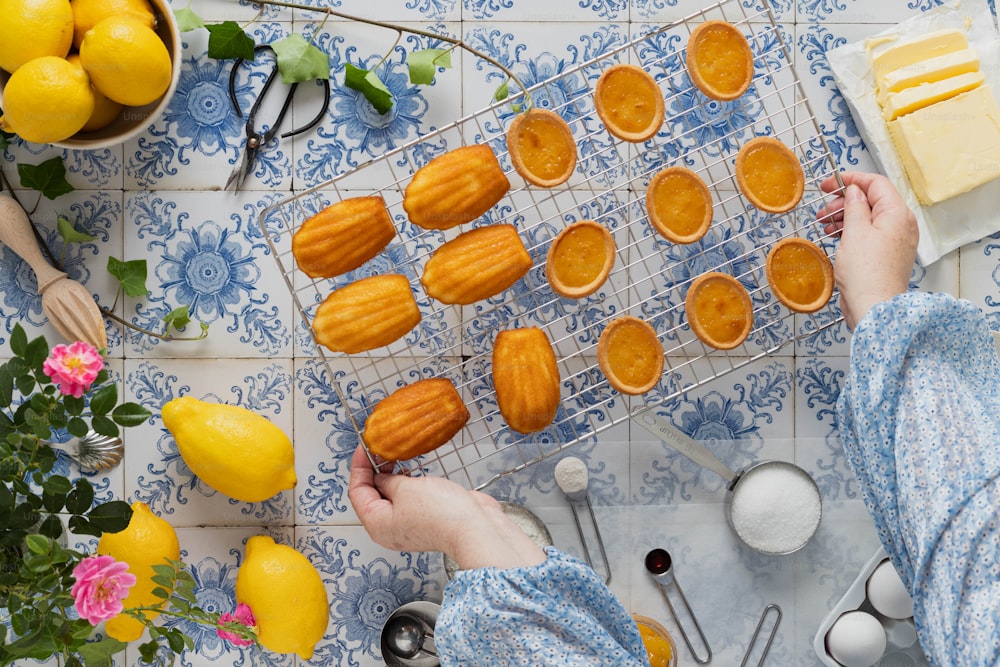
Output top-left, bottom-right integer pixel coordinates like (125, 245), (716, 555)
(880, 71), (985, 120)
(887, 84), (1000, 205)
(869, 28), (969, 82)
(875, 48), (980, 105)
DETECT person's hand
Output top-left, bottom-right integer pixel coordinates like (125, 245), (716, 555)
(817, 171), (918, 329)
(348, 445), (546, 570)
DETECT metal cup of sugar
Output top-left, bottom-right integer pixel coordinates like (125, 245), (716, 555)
(634, 410), (822, 555)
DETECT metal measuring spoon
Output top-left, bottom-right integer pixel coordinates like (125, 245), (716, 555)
(385, 614), (437, 660)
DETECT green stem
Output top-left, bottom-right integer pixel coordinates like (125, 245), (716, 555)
(252, 0), (531, 107)
(99, 308), (209, 342)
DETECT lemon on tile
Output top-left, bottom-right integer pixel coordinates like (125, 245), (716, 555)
(235, 535), (329, 660)
(70, 0), (155, 49)
(161, 395), (297, 503)
(0, 56), (95, 144)
(0, 0), (73, 72)
(78, 14), (171, 106)
(97, 501), (181, 643)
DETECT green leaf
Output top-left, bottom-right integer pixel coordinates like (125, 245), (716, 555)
(151, 586), (171, 599)
(77, 637), (127, 665)
(106, 257), (148, 298)
(271, 33), (330, 84)
(39, 512), (63, 539)
(206, 21), (256, 61)
(112, 402), (152, 427)
(56, 216), (96, 245)
(173, 6), (204, 32)
(66, 478), (95, 515)
(10, 323), (27, 356)
(345, 63), (393, 114)
(25, 533), (51, 554)
(85, 500), (132, 534)
(88, 384), (118, 416)
(17, 157), (74, 200)
(163, 306), (191, 330)
(407, 47), (451, 85)
(494, 80), (510, 103)
(43, 475), (73, 496)
(165, 629), (186, 653)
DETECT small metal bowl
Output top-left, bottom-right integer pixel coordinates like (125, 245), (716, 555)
(380, 600), (441, 667)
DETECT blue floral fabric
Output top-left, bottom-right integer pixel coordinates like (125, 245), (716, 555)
(436, 547), (648, 666)
(837, 292), (1000, 666)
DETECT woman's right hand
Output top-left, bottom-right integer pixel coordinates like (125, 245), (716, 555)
(818, 171), (919, 329)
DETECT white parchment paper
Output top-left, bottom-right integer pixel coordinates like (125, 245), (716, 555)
(826, 0), (1000, 266)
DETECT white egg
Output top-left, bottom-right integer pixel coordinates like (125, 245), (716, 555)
(826, 610), (887, 667)
(866, 559), (915, 619)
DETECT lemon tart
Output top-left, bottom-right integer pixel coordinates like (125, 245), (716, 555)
(507, 107), (578, 187)
(546, 220), (616, 299)
(765, 237), (834, 313)
(597, 316), (664, 395)
(686, 20), (755, 101)
(686, 272), (753, 350)
(646, 166), (714, 244)
(735, 136), (805, 213)
(594, 63), (665, 142)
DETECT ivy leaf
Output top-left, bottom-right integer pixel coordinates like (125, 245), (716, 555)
(345, 63), (393, 114)
(163, 306), (191, 330)
(57, 216), (95, 244)
(17, 158), (74, 200)
(173, 7), (204, 32)
(407, 47), (451, 85)
(106, 257), (148, 298)
(206, 21), (255, 61)
(493, 80), (510, 103)
(271, 33), (330, 84)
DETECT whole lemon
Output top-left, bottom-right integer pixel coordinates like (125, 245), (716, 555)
(236, 535), (329, 660)
(0, 56), (95, 144)
(161, 396), (297, 503)
(0, 0), (73, 72)
(79, 14), (171, 106)
(66, 53), (124, 132)
(71, 0), (155, 49)
(97, 501), (181, 642)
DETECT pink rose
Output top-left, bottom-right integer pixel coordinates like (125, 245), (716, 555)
(216, 603), (257, 646)
(71, 555), (136, 625)
(43, 341), (104, 398)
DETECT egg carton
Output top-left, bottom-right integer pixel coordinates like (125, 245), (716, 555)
(813, 546), (930, 667)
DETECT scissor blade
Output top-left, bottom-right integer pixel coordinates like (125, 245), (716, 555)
(225, 146), (254, 190)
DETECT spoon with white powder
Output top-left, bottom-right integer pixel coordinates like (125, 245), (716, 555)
(554, 456), (612, 582)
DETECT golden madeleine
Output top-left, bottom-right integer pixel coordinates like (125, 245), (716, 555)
(421, 224), (533, 305)
(492, 327), (561, 434)
(507, 107), (578, 187)
(685, 272), (753, 350)
(313, 274), (420, 353)
(363, 377), (469, 461)
(292, 196), (395, 279)
(403, 144), (510, 230)
(594, 63), (665, 142)
(765, 237), (834, 313)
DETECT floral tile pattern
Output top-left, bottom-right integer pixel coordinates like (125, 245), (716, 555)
(0, 0), (993, 665)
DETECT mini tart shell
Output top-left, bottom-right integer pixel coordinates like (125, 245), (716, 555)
(646, 166), (714, 244)
(765, 237), (834, 313)
(545, 220), (616, 299)
(507, 108), (578, 187)
(594, 63), (665, 143)
(597, 316), (665, 395)
(686, 20), (755, 101)
(734, 136), (805, 214)
(685, 272), (753, 350)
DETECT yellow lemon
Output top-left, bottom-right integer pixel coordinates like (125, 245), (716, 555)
(0, 0), (73, 72)
(236, 535), (329, 660)
(78, 14), (171, 106)
(0, 56), (94, 144)
(161, 396), (297, 503)
(66, 53), (123, 132)
(97, 501), (181, 642)
(70, 0), (155, 49)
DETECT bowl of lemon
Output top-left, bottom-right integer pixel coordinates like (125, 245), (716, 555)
(0, 0), (181, 149)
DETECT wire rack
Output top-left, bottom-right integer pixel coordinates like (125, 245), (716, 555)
(260, 0), (846, 490)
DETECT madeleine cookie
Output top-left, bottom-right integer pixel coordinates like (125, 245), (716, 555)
(421, 224), (532, 305)
(594, 63), (665, 142)
(685, 272), (753, 350)
(507, 108), (578, 187)
(292, 196), (395, 279)
(363, 378), (469, 461)
(686, 20), (755, 101)
(597, 316), (664, 395)
(492, 327), (561, 434)
(735, 136), (805, 213)
(765, 237), (834, 313)
(313, 274), (420, 353)
(646, 166), (714, 244)
(545, 220), (616, 299)
(403, 144), (510, 230)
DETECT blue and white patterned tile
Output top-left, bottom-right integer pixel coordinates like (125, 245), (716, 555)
(960, 231), (1000, 325)
(797, 0), (957, 24)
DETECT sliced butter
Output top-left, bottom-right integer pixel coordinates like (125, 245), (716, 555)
(881, 71), (985, 121)
(869, 28), (969, 80)
(876, 48), (980, 103)
(887, 85), (1000, 205)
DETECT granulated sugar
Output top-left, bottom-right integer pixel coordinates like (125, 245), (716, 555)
(729, 462), (821, 554)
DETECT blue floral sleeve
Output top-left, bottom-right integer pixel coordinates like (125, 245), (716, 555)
(435, 547), (648, 666)
(836, 292), (1000, 665)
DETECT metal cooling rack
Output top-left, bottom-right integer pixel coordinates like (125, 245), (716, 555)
(261, 0), (846, 490)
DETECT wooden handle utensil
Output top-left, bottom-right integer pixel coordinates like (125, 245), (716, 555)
(0, 194), (108, 350)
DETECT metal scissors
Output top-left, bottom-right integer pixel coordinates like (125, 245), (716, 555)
(225, 43), (331, 190)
